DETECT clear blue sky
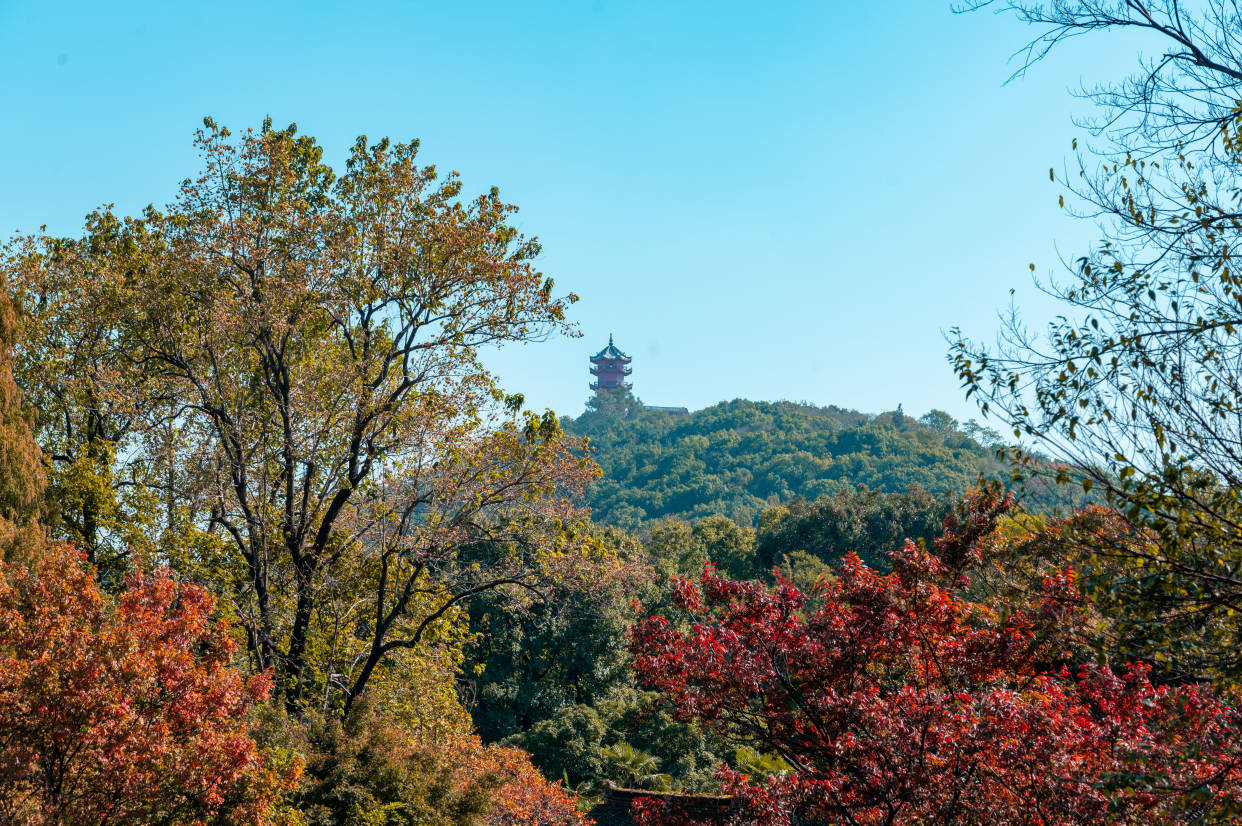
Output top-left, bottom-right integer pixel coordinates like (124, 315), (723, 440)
(1, 0), (1137, 421)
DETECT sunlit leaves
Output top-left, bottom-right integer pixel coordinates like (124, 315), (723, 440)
(631, 492), (1242, 825)
(0, 544), (297, 825)
(4, 118), (597, 715)
(950, 92), (1242, 682)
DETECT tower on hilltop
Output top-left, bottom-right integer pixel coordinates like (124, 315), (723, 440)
(589, 335), (632, 392)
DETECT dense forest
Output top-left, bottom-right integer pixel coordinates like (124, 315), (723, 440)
(459, 481), (965, 804)
(563, 391), (1077, 528)
(6, 4), (1242, 825)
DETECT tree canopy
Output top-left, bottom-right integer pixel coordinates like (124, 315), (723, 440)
(564, 396), (1023, 529)
(632, 489), (1242, 825)
(954, 0), (1242, 684)
(0, 544), (296, 825)
(6, 118), (598, 716)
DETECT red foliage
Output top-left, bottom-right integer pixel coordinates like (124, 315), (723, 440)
(0, 544), (297, 825)
(932, 484), (1015, 573)
(631, 490), (1242, 825)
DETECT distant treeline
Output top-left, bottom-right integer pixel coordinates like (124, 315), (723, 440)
(563, 393), (1076, 529)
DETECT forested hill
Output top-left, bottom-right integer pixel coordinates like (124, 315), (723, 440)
(563, 393), (1019, 529)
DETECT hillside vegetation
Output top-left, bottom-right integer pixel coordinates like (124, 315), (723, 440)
(564, 393), (1016, 528)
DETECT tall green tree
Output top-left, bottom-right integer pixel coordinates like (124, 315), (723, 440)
(464, 526), (644, 738)
(757, 484), (952, 573)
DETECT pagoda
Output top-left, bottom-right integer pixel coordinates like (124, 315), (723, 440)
(589, 335), (632, 392)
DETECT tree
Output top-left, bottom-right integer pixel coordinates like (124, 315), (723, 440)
(265, 695), (587, 826)
(7, 119), (597, 713)
(0, 270), (44, 566)
(599, 742), (673, 792)
(756, 484), (952, 573)
(0, 279), (40, 527)
(0, 543), (296, 825)
(465, 739), (590, 826)
(966, 504), (1170, 669)
(464, 522), (732, 797)
(952, 2), (1242, 681)
(6, 211), (161, 574)
(516, 703), (610, 791)
(465, 526), (646, 743)
(917, 408), (958, 436)
(646, 516), (759, 581)
(631, 490), (1242, 825)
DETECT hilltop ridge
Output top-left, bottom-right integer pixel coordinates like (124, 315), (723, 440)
(563, 392), (1033, 529)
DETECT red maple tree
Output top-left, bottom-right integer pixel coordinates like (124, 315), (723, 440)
(0, 544), (297, 825)
(631, 488), (1242, 825)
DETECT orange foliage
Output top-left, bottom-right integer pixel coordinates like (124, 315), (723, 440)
(450, 735), (589, 826)
(0, 544), (298, 825)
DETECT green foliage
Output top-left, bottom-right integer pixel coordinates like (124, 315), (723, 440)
(757, 484), (952, 573)
(514, 704), (609, 791)
(463, 525), (730, 797)
(950, 8), (1242, 683)
(646, 516), (758, 580)
(464, 526), (643, 743)
(771, 549), (836, 599)
(41, 439), (160, 583)
(505, 687), (728, 797)
(466, 589), (632, 743)
(261, 700), (494, 826)
(730, 747), (794, 782)
(599, 743), (672, 792)
(603, 688), (725, 792)
(564, 398), (1024, 528)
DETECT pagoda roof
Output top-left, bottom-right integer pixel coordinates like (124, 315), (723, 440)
(591, 335), (631, 361)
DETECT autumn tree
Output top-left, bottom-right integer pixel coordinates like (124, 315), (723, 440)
(0, 283), (40, 531)
(0, 543), (295, 825)
(952, 1), (1242, 681)
(6, 118), (598, 714)
(5, 211), (164, 574)
(264, 694), (587, 826)
(0, 263), (45, 566)
(965, 504), (1184, 672)
(631, 490), (1242, 825)
(465, 738), (591, 826)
